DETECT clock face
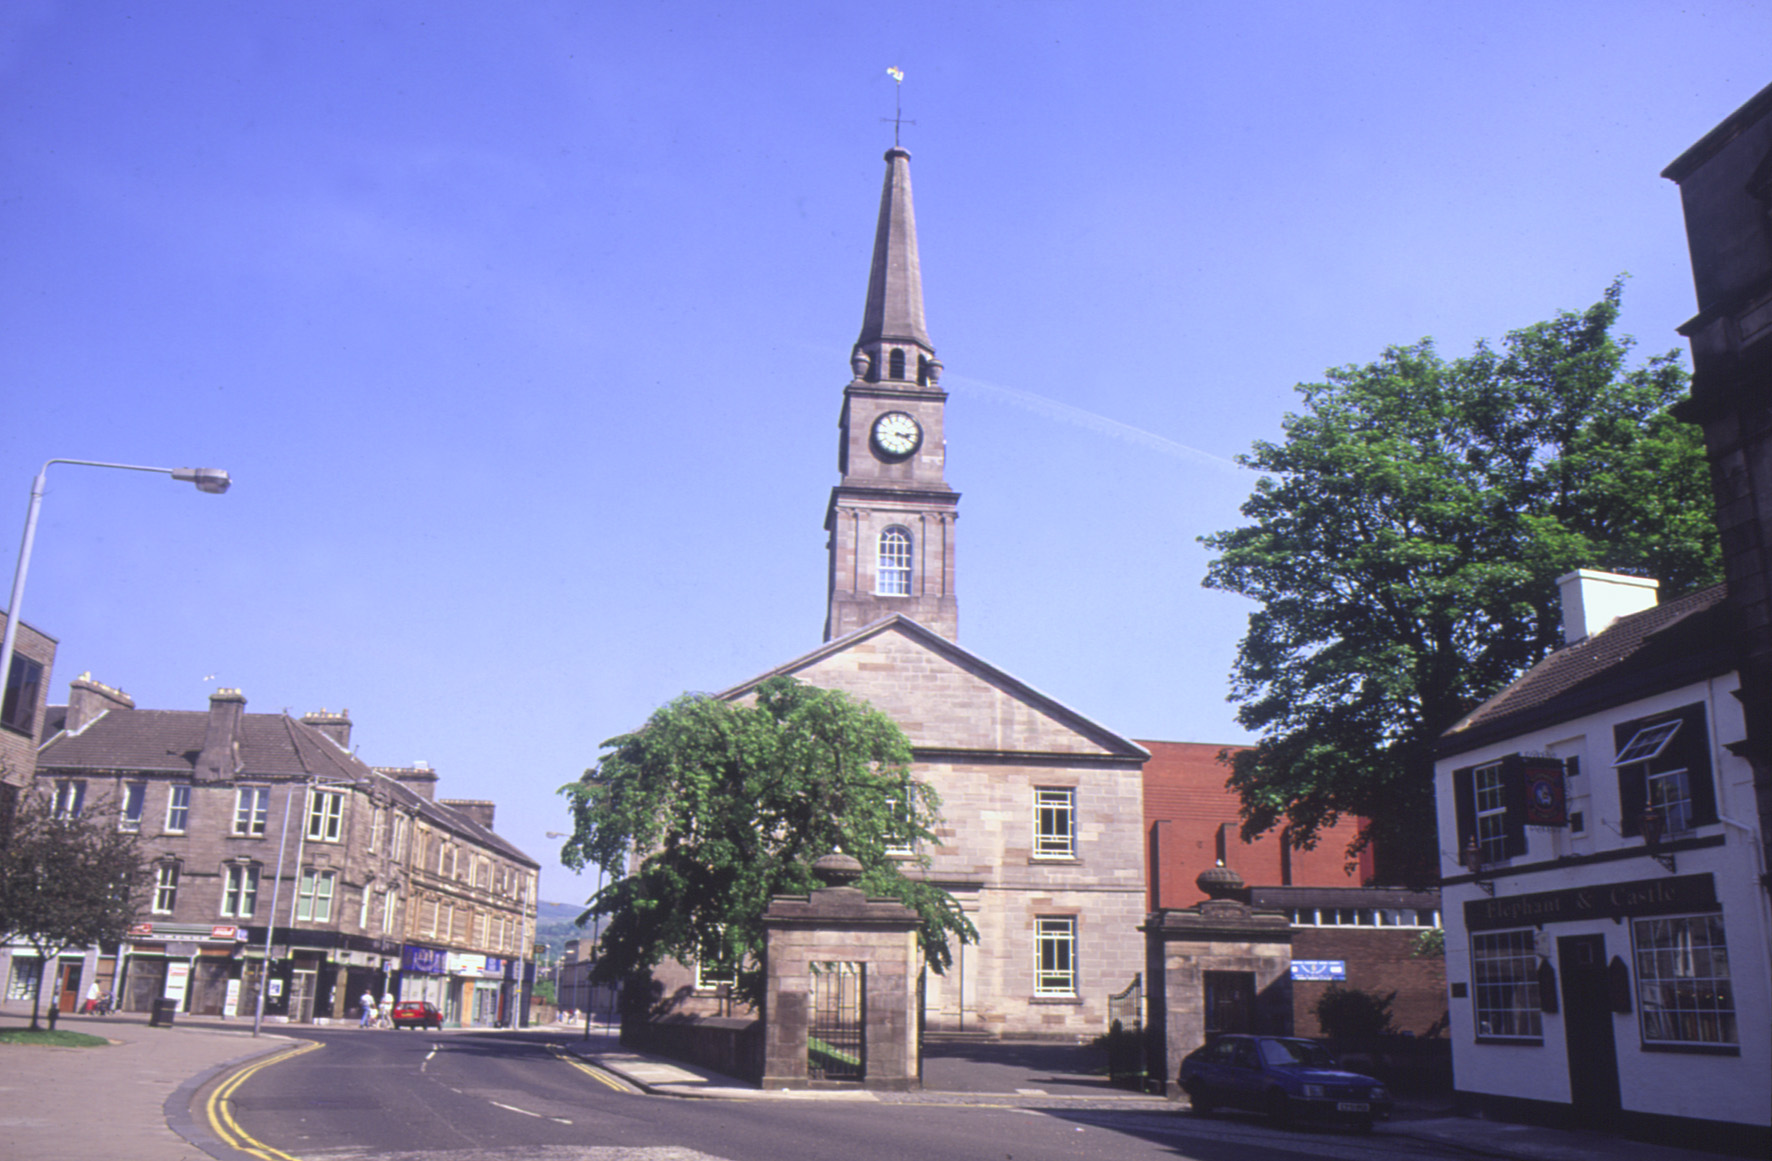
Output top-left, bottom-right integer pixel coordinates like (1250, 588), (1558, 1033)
(872, 411), (922, 458)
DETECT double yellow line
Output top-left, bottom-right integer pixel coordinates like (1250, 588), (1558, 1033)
(204, 1039), (322, 1161)
(547, 1043), (636, 1093)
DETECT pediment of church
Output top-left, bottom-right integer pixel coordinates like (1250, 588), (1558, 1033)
(720, 615), (1146, 761)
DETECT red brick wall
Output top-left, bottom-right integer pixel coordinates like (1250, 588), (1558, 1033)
(1290, 927), (1447, 1037)
(1138, 740), (1370, 907)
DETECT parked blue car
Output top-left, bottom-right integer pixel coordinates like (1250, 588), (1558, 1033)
(1178, 1034), (1391, 1129)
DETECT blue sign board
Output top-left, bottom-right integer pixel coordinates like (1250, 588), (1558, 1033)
(1290, 960), (1347, 981)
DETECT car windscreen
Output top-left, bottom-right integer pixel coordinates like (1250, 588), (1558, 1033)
(1260, 1039), (1335, 1068)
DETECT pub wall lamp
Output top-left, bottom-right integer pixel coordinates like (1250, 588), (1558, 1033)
(1460, 838), (1497, 896)
(1639, 806), (1677, 874)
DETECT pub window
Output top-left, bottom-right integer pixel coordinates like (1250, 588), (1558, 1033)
(1471, 929), (1542, 1041)
(1452, 755), (1529, 864)
(1633, 914), (1736, 1048)
(1613, 704), (1716, 836)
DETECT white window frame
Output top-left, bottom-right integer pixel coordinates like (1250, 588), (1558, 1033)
(1035, 916), (1077, 997)
(1471, 928), (1542, 1041)
(306, 789), (344, 843)
(1033, 788), (1076, 858)
(152, 863), (180, 914)
(382, 888), (398, 934)
(296, 869), (336, 922)
(369, 806), (385, 853)
(233, 787), (269, 836)
(357, 885), (372, 929)
(119, 781), (147, 832)
(164, 784), (191, 834)
(1473, 761), (1509, 866)
(221, 863), (259, 918)
(1633, 913), (1736, 1047)
(876, 526), (913, 596)
(52, 779), (86, 819)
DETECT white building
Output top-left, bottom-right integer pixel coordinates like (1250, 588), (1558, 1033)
(1434, 571), (1770, 1155)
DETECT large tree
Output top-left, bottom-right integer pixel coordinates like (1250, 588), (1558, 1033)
(1202, 281), (1720, 883)
(559, 675), (976, 1005)
(0, 785), (148, 1028)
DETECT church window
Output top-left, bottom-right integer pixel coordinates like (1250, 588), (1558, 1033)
(1034, 788), (1076, 858)
(888, 348), (906, 380)
(1035, 917), (1077, 996)
(877, 527), (913, 596)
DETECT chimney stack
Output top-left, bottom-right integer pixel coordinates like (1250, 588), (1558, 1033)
(301, 708), (352, 750)
(196, 688), (247, 781)
(1556, 570), (1660, 645)
(441, 799), (495, 830)
(376, 762), (437, 801)
(64, 672), (134, 734)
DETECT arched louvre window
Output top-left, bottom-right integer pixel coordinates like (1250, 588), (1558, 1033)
(877, 526), (912, 595)
(888, 348), (907, 380)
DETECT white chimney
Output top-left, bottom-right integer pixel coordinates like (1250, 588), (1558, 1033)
(1556, 570), (1659, 645)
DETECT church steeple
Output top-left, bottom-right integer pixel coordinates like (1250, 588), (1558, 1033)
(825, 147), (960, 642)
(851, 147), (941, 388)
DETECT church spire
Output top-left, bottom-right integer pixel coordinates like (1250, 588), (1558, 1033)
(850, 147), (941, 388)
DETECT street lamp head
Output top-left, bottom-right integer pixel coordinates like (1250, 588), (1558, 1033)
(172, 467), (231, 494)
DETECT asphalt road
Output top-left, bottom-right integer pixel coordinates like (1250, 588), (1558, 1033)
(206, 1028), (1474, 1161)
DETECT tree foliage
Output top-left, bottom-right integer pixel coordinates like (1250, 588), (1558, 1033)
(1203, 282), (1720, 882)
(0, 786), (148, 1029)
(559, 675), (976, 1005)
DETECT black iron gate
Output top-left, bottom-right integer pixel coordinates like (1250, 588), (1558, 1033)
(808, 961), (864, 1081)
(1106, 972), (1146, 1090)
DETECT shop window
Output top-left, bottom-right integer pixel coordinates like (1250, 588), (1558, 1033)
(1614, 704), (1716, 836)
(5, 956), (41, 1001)
(1035, 916), (1077, 996)
(1633, 914), (1736, 1048)
(1471, 929), (1542, 1041)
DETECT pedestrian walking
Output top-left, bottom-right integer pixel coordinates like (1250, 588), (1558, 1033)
(359, 989), (376, 1028)
(377, 995), (393, 1029)
(81, 981), (101, 1014)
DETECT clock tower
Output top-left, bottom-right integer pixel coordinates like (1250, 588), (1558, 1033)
(825, 146), (960, 642)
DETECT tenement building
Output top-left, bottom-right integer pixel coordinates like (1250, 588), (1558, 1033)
(13, 677), (539, 1026)
(654, 146), (1150, 1039)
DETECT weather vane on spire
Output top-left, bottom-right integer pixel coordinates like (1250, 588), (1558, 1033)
(884, 67), (915, 147)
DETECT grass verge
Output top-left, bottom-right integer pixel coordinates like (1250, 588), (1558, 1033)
(0, 1027), (110, 1047)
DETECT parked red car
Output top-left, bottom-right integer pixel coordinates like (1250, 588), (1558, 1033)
(390, 1000), (443, 1030)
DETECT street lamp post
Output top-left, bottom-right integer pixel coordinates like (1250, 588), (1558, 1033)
(1, 458), (231, 699)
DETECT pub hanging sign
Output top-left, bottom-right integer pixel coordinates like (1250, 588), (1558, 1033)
(1523, 756), (1567, 827)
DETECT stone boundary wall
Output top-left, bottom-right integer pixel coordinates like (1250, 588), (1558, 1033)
(621, 1014), (764, 1083)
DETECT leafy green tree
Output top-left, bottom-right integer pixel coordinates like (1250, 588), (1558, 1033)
(1203, 281), (1720, 883)
(559, 675), (976, 1005)
(0, 786), (148, 1029)
(1313, 983), (1396, 1043)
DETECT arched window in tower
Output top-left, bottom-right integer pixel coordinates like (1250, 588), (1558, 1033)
(877, 526), (913, 596)
(888, 348), (907, 380)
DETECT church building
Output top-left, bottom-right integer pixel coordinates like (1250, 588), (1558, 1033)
(712, 146), (1150, 1038)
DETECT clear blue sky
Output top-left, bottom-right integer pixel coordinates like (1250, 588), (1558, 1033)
(2, 3), (1766, 904)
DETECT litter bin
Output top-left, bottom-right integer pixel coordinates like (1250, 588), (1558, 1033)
(149, 998), (178, 1027)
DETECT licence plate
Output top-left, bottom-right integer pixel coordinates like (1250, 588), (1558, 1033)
(1336, 1102), (1369, 1113)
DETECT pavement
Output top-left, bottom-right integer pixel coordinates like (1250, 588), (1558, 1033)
(0, 1001), (1749, 1161)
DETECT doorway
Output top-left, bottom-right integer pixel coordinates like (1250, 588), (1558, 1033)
(1557, 934), (1620, 1123)
(808, 961), (865, 1081)
(1204, 971), (1255, 1038)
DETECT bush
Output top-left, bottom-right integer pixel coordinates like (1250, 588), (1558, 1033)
(1313, 984), (1395, 1042)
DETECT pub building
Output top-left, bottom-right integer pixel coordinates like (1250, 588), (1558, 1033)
(1434, 571), (1769, 1155)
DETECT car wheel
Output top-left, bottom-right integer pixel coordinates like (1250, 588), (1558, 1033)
(1265, 1089), (1292, 1126)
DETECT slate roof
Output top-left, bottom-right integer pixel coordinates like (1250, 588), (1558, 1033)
(37, 704), (537, 868)
(1438, 583), (1735, 760)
